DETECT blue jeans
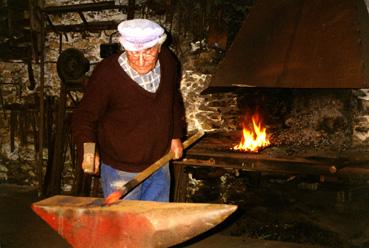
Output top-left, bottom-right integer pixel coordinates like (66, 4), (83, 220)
(100, 162), (170, 202)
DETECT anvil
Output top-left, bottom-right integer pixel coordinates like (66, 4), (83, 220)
(32, 195), (237, 248)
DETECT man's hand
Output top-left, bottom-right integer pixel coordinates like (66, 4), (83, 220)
(171, 138), (183, 160)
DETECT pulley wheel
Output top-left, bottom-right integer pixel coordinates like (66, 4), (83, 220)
(57, 48), (90, 82)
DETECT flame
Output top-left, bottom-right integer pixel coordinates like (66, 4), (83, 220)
(233, 112), (270, 152)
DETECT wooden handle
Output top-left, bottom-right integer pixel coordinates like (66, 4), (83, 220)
(104, 131), (205, 205)
(125, 131), (205, 192)
(83, 142), (96, 174)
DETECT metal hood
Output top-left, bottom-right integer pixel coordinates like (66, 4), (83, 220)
(204, 0), (369, 93)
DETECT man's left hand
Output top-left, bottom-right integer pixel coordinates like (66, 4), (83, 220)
(171, 138), (183, 160)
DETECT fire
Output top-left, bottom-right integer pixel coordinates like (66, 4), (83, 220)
(233, 112), (270, 152)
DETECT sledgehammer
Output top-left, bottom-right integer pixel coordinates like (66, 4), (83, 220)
(104, 131), (205, 205)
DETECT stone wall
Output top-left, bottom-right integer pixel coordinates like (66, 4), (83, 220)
(353, 89), (369, 145)
(181, 71), (239, 132)
(0, 0), (239, 186)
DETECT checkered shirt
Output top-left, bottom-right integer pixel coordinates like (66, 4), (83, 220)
(118, 52), (160, 93)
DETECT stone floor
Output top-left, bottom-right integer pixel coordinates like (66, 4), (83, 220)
(0, 184), (68, 248)
(0, 183), (328, 248)
(183, 234), (325, 248)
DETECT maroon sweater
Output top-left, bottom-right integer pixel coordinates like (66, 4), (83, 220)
(72, 47), (186, 172)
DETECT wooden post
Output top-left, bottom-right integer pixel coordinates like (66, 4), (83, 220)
(37, 4), (46, 194)
(44, 83), (67, 196)
(127, 0), (135, 19)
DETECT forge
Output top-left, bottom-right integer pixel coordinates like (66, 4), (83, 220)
(179, 1), (369, 246)
(178, 88), (369, 175)
(178, 0), (369, 216)
(173, 88), (369, 247)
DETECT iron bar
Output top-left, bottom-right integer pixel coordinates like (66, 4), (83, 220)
(45, 21), (118, 32)
(42, 1), (126, 14)
(37, 8), (45, 195)
(174, 132), (369, 176)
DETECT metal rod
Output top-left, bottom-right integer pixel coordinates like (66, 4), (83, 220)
(42, 1), (124, 14)
(127, 0), (135, 19)
(37, 6), (46, 195)
(45, 21), (118, 32)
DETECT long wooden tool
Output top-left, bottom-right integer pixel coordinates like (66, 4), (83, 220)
(104, 131), (205, 205)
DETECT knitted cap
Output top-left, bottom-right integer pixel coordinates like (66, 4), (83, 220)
(117, 19), (167, 51)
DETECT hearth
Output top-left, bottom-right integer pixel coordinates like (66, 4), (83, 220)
(174, 88), (369, 202)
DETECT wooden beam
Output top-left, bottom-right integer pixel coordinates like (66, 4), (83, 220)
(127, 0), (135, 19)
(42, 1), (126, 14)
(175, 157), (369, 176)
(45, 21), (118, 32)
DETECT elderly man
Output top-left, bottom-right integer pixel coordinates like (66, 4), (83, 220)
(72, 19), (186, 202)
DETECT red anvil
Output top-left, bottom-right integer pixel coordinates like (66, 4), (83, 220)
(32, 195), (237, 248)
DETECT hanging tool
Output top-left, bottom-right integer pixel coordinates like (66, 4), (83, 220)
(0, 82), (6, 119)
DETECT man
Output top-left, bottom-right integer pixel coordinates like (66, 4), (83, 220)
(72, 19), (186, 202)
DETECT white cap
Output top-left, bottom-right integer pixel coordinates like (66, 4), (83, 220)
(117, 19), (167, 51)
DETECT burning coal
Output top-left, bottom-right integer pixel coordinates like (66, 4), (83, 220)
(233, 112), (270, 153)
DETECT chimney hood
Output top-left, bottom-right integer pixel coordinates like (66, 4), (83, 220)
(204, 0), (369, 93)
